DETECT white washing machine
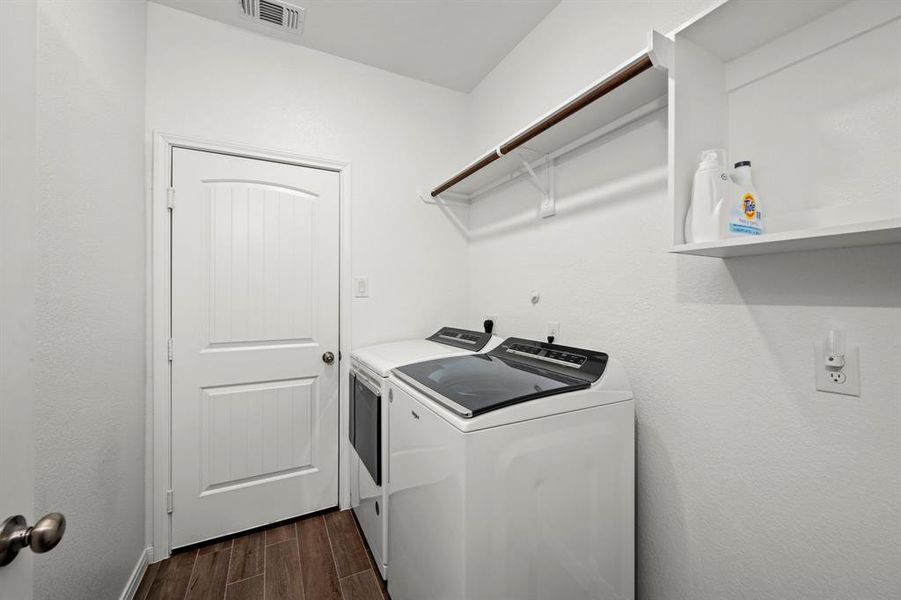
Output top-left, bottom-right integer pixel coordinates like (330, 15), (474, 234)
(388, 337), (635, 600)
(349, 326), (502, 579)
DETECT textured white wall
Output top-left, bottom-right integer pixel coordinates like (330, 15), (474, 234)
(464, 2), (901, 599)
(33, 1), (149, 599)
(145, 3), (472, 349)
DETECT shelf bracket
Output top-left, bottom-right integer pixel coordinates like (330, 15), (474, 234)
(515, 152), (555, 218)
(426, 192), (471, 240)
(648, 30), (673, 72)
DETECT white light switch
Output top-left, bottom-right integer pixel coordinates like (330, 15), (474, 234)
(354, 276), (369, 298)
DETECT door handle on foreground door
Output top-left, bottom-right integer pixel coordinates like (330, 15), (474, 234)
(322, 351), (335, 364)
(0, 513), (66, 567)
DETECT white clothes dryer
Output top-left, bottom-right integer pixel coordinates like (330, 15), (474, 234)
(349, 326), (501, 579)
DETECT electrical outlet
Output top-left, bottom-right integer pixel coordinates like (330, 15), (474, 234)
(828, 371), (846, 384)
(814, 342), (860, 397)
(547, 321), (560, 341)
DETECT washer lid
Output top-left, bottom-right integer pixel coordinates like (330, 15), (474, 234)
(393, 337), (608, 417)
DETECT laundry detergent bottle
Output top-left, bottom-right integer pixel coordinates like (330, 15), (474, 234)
(685, 149), (727, 243)
(726, 160), (763, 237)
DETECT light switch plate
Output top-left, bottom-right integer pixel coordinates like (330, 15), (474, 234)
(814, 342), (860, 397)
(354, 276), (369, 298)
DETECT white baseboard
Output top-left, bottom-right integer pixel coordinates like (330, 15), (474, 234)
(120, 547), (153, 600)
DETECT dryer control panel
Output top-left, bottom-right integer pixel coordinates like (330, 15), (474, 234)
(426, 326), (493, 351)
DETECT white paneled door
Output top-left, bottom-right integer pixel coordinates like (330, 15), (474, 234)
(170, 148), (340, 548)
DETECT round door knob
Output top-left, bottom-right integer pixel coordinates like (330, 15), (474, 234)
(29, 513), (66, 554)
(0, 512), (66, 567)
(322, 351), (335, 364)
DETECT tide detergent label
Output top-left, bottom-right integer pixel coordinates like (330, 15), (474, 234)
(729, 191), (762, 235)
(743, 193), (757, 219)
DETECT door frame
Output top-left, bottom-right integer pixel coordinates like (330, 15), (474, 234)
(149, 133), (352, 561)
(0, 0), (37, 594)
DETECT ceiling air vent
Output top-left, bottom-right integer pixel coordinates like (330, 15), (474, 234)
(240, 0), (305, 33)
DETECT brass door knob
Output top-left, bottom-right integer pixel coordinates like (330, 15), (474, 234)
(0, 513), (66, 567)
(322, 351), (335, 364)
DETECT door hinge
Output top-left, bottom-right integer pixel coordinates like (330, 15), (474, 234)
(167, 187), (175, 210)
(166, 490), (174, 514)
(167, 338), (174, 362)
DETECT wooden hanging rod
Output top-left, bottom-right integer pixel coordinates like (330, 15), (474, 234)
(430, 52), (655, 198)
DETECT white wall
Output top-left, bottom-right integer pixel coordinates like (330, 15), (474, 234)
(145, 3), (472, 349)
(464, 2), (901, 599)
(33, 1), (149, 599)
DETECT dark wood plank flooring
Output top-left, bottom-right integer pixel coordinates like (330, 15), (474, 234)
(135, 509), (389, 600)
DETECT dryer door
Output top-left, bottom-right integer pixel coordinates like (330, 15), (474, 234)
(350, 372), (382, 485)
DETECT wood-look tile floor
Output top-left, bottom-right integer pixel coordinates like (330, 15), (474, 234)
(135, 509), (390, 600)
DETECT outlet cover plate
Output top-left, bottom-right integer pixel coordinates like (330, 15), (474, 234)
(814, 342), (860, 397)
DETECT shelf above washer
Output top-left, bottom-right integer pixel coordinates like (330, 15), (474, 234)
(670, 218), (901, 258)
(426, 33), (672, 205)
(667, 0), (901, 258)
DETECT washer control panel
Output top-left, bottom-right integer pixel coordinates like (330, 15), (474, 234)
(491, 337), (608, 383)
(507, 342), (587, 367)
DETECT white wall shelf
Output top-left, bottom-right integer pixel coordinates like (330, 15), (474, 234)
(668, 0), (901, 258)
(671, 218), (901, 258)
(424, 32), (672, 211)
